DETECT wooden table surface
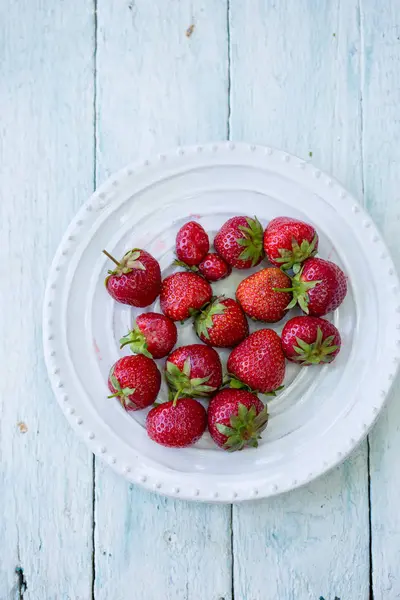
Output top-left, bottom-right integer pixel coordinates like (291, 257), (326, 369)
(2, 1), (400, 599)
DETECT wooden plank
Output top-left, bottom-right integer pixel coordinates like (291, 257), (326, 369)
(0, 0), (95, 598)
(94, 2), (232, 599)
(229, 1), (370, 598)
(361, 2), (400, 598)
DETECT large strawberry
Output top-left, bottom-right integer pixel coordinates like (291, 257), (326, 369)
(198, 253), (232, 282)
(194, 297), (249, 348)
(275, 257), (347, 316)
(160, 272), (212, 322)
(165, 344), (223, 399)
(176, 221), (210, 265)
(263, 216), (318, 273)
(108, 355), (161, 411)
(103, 248), (161, 307)
(208, 389), (268, 451)
(120, 312), (177, 359)
(281, 316), (341, 365)
(227, 329), (285, 393)
(236, 267), (292, 323)
(214, 216), (264, 269)
(147, 398), (207, 447)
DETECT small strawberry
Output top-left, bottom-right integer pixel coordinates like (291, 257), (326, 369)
(103, 248), (161, 307)
(165, 344), (223, 398)
(263, 216), (318, 273)
(198, 253), (232, 281)
(275, 257), (347, 316)
(194, 297), (249, 348)
(160, 272), (212, 322)
(227, 329), (285, 393)
(208, 389), (268, 451)
(281, 316), (341, 365)
(108, 355), (161, 410)
(120, 312), (177, 359)
(147, 398), (207, 447)
(214, 216), (264, 269)
(236, 267), (292, 323)
(176, 221), (210, 265)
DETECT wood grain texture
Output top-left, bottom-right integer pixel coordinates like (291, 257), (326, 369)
(94, 2), (232, 599)
(361, 1), (400, 598)
(0, 1), (95, 598)
(229, 1), (370, 598)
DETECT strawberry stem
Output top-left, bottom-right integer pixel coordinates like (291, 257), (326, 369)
(102, 249), (121, 267)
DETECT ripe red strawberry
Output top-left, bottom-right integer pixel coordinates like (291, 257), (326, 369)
(165, 344), (223, 398)
(208, 389), (268, 451)
(276, 257), (347, 317)
(108, 355), (161, 411)
(103, 248), (161, 307)
(214, 216), (264, 269)
(236, 267), (292, 323)
(160, 272), (212, 322)
(263, 216), (318, 273)
(227, 329), (285, 393)
(176, 221), (210, 265)
(194, 297), (249, 348)
(147, 398), (207, 447)
(198, 253), (232, 282)
(119, 312), (177, 359)
(281, 316), (341, 365)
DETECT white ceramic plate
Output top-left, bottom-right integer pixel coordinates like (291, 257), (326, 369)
(43, 142), (400, 503)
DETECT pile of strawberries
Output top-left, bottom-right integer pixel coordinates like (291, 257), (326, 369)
(103, 215), (347, 451)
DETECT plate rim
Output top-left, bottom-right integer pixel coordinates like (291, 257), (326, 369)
(43, 141), (400, 503)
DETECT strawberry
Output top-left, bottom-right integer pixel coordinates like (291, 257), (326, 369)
(236, 267), (292, 323)
(275, 257), (347, 317)
(108, 355), (161, 411)
(194, 297), (249, 348)
(103, 248), (161, 307)
(120, 312), (177, 359)
(160, 272), (212, 322)
(281, 316), (341, 365)
(176, 221), (210, 265)
(173, 252), (231, 282)
(198, 253), (232, 282)
(227, 329), (285, 393)
(147, 398), (207, 447)
(214, 216), (264, 269)
(165, 344), (223, 398)
(263, 216), (318, 273)
(208, 389), (268, 451)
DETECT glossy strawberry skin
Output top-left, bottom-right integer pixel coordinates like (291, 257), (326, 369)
(135, 313), (177, 358)
(160, 272), (212, 321)
(146, 398), (207, 447)
(263, 217), (318, 268)
(236, 267), (292, 323)
(166, 344), (223, 391)
(105, 249), (161, 307)
(300, 258), (347, 316)
(195, 298), (249, 348)
(227, 329), (285, 393)
(108, 355), (161, 411)
(208, 389), (265, 448)
(176, 221), (210, 266)
(281, 316), (341, 364)
(198, 253), (232, 281)
(214, 216), (264, 269)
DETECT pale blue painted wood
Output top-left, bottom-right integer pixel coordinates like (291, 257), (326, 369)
(93, 2), (232, 599)
(0, 0), (95, 598)
(229, 1), (370, 598)
(2, 1), (400, 598)
(361, 2), (400, 598)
